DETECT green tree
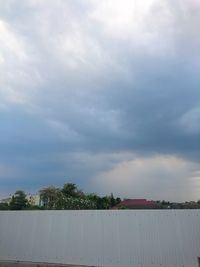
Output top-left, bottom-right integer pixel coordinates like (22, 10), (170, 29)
(110, 193), (117, 207)
(0, 202), (10, 210)
(62, 197), (96, 210)
(39, 186), (61, 209)
(116, 197), (121, 205)
(38, 183), (122, 210)
(101, 196), (111, 209)
(85, 193), (103, 209)
(62, 183), (83, 198)
(10, 190), (28, 210)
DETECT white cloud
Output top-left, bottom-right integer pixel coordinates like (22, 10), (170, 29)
(0, 19), (43, 107)
(94, 154), (200, 201)
(89, 0), (155, 38)
(0, 20), (27, 61)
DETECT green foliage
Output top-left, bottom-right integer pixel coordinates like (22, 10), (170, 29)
(0, 202), (10, 210)
(10, 190), (28, 210)
(2, 183), (121, 210)
(62, 183), (76, 197)
(38, 183), (120, 210)
(85, 193), (100, 207)
(84, 193), (120, 209)
(62, 197), (96, 209)
(62, 183), (83, 198)
(39, 186), (61, 209)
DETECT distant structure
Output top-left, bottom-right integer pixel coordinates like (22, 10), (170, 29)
(0, 194), (41, 207)
(112, 198), (157, 209)
(26, 194), (41, 206)
(0, 197), (11, 204)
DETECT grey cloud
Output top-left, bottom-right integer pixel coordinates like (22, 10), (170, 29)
(94, 155), (200, 202)
(0, 0), (200, 198)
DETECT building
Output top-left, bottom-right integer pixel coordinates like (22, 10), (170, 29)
(113, 198), (157, 209)
(0, 197), (11, 204)
(0, 194), (42, 207)
(26, 194), (41, 206)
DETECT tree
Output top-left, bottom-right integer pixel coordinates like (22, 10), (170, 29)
(62, 183), (83, 198)
(63, 197), (96, 210)
(0, 203), (9, 210)
(116, 197), (121, 205)
(110, 193), (116, 207)
(39, 186), (61, 209)
(37, 183), (123, 210)
(85, 193), (103, 209)
(10, 190), (28, 210)
(101, 196), (111, 209)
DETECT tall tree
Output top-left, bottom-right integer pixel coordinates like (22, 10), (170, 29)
(10, 190), (28, 210)
(39, 186), (61, 209)
(62, 183), (81, 198)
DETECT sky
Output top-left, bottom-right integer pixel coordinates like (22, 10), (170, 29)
(0, 0), (200, 201)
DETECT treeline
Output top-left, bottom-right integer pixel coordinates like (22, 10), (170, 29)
(39, 183), (121, 209)
(0, 183), (121, 210)
(158, 200), (200, 209)
(1, 183), (200, 210)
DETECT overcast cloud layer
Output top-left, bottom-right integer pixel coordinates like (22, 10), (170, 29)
(0, 0), (200, 201)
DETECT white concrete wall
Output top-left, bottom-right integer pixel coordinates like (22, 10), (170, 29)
(0, 210), (200, 267)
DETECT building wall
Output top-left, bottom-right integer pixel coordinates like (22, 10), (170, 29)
(0, 198), (11, 204)
(26, 194), (41, 206)
(0, 210), (200, 267)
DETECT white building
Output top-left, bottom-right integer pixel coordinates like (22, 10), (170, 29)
(0, 197), (11, 204)
(26, 194), (41, 206)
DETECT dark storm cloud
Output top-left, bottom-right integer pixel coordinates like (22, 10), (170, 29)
(0, 0), (200, 199)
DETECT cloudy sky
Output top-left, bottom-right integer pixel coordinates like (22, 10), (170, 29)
(0, 0), (200, 201)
